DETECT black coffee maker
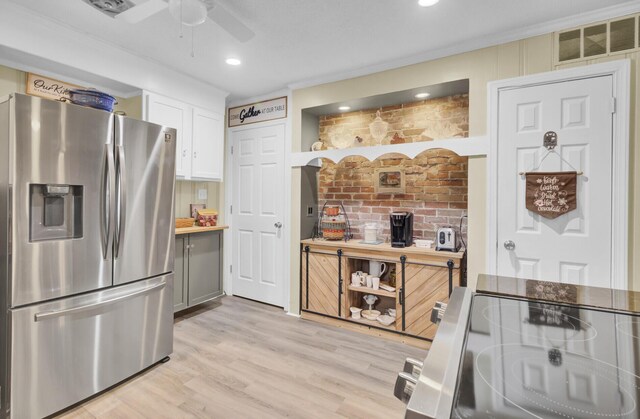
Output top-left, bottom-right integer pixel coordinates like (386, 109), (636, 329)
(390, 212), (413, 248)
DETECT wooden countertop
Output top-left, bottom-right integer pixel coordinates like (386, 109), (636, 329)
(175, 225), (228, 235)
(300, 238), (465, 260)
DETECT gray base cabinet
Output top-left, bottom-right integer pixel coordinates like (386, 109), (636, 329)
(174, 231), (223, 312)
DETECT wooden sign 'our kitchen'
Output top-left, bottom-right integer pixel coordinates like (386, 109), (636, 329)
(26, 73), (82, 101)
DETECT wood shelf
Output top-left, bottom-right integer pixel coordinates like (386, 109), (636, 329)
(347, 316), (396, 330)
(290, 135), (489, 167)
(347, 285), (395, 298)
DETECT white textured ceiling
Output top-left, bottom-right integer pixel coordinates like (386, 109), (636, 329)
(3, 0), (638, 101)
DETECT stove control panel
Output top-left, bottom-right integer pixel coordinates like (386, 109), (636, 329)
(430, 301), (447, 324)
(394, 358), (424, 404)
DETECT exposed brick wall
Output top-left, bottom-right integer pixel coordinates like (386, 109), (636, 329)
(318, 95), (469, 242)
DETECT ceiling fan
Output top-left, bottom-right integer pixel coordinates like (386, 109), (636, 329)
(82, 0), (255, 42)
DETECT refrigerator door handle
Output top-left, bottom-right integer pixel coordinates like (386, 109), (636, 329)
(33, 280), (166, 322)
(100, 144), (116, 259)
(115, 145), (127, 259)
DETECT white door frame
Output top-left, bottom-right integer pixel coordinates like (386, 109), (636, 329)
(487, 59), (631, 290)
(224, 92), (292, 312)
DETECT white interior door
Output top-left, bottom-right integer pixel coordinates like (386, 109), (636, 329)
(232, 124), (285, 306)
(496, 76), (614, 287)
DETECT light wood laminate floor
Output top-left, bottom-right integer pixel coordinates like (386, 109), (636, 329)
(59, 296), (427, 419)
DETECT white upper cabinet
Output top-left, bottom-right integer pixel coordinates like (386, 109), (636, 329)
(145, 93), (192, 178)
(144, 91), (224, 181)
(191, 107), (224, 181)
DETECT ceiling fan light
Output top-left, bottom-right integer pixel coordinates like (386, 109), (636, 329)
(418, 0), (440, 7)
(168, 0), (207, 26)
(226, 57), (242, 66)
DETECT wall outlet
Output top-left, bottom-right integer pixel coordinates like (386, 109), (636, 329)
(306, 206), (314, 217)
(197, 188), (208, 200)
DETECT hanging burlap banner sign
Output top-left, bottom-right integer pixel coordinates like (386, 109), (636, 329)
(525, 171), (577, 219)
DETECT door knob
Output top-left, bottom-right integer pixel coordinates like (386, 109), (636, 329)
(504, 240), (516, 251)
(274, 222), (283, 228)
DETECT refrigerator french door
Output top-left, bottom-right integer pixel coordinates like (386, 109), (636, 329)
(114, 115), (176, 285)
(0, 93), (176, 419)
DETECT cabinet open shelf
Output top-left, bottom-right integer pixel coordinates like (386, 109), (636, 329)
(348, 316), (396, 330)
(347, 284), (395, 299)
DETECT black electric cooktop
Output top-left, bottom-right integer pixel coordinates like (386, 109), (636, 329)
(452, 294), (640, 419)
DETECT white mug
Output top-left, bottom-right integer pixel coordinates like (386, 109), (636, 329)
(366, 275), (373, 288)
(371, 277), (380, 290)
(351, 273), (362, 286)
(369, 261), (387, 277)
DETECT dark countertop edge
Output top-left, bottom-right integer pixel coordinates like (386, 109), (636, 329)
(476, 274), (640, 315)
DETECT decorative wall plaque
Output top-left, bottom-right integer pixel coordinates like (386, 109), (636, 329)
(228, 96), (287, 127)
(26, 73), (81, 101)
(525, 171), (577, 219)
(374, 168), (405, 194)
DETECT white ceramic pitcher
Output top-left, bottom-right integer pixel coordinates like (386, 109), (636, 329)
(369, 261), (386, 277)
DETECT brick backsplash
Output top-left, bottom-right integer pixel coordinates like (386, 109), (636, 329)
(318, 94), (469, 243)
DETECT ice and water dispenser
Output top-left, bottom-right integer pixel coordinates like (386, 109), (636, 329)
(30, 184), (83, 242)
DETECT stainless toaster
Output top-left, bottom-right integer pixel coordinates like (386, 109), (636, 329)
(436, 227), (458, 252)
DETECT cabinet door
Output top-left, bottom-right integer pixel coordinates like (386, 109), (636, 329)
(191, 107), (223, 181)
(302, 252), (344, 317)
(145, 92), (192, 178)
(188, 232), (222, 306)
(174, 236), (188, 312)
(400, 264), (450, 340)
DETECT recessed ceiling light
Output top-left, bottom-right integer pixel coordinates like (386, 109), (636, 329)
(415, 92), (431, 99)
(339, 106), (351, 111)
(225, 57), (241, 66)
(418, 0), (440, 7)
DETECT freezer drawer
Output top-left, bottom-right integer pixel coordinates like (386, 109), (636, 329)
(9, 275), (174, 419)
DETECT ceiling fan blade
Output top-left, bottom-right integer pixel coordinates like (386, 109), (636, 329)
(207, 3), (255, 42)
(115, 0), (168, 23)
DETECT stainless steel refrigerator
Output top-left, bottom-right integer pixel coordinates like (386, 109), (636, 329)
(0, 93), (176, 418)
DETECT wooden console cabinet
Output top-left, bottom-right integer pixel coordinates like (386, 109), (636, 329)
(300, 239), (464, 344)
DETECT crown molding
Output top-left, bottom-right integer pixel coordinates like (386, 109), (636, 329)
(288, 1), (640, 91)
